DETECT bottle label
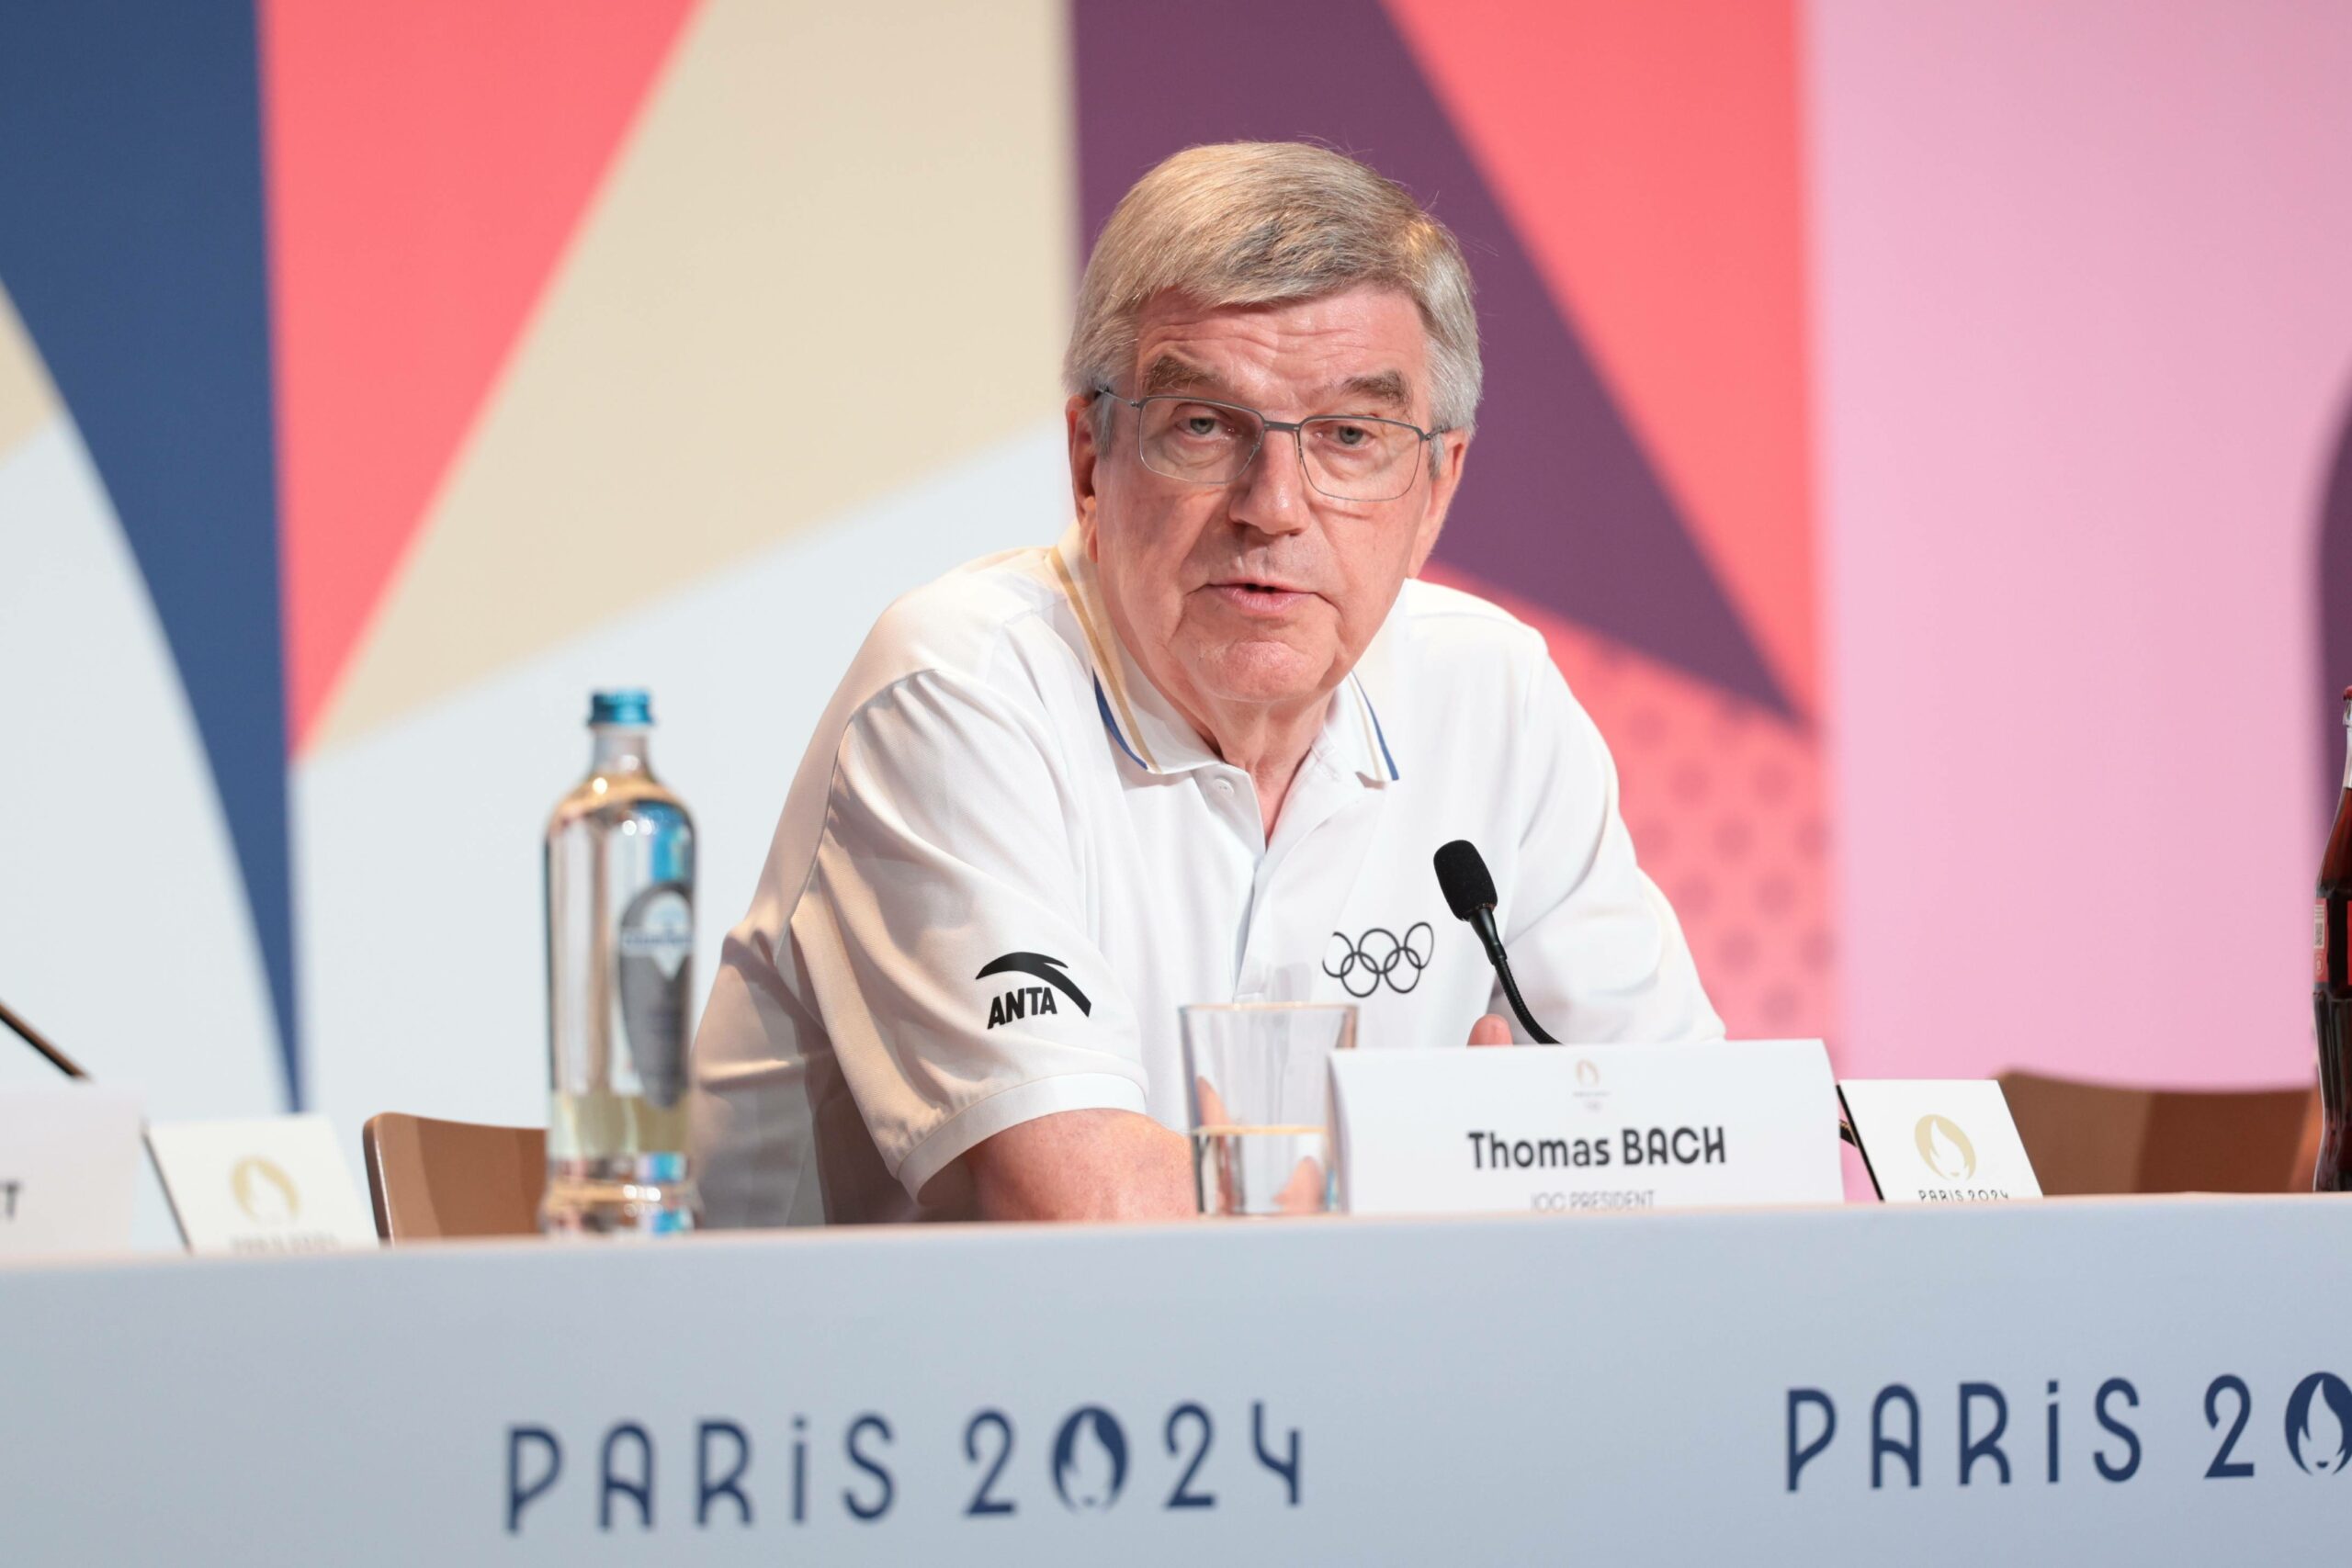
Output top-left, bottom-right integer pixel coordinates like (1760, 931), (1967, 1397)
(2324, 898), (2337, 987)
(617, 882), (693, 1109)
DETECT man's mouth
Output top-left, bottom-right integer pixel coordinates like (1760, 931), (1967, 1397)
(1204, 578), (1312, 615)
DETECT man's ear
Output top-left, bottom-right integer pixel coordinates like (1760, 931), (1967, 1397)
(1066, 393), (1102, 552)
(1407, 430), (1472, 575)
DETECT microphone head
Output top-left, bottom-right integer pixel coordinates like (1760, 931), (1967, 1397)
(1432, 840), (1498, 921)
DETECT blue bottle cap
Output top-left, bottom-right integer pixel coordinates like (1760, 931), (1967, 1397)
(589, 689), (653, 726)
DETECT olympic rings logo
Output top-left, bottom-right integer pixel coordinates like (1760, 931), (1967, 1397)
(1322, 922), (1434, 997)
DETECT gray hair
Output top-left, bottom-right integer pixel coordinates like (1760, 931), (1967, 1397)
(1066, 142), (1482, 439)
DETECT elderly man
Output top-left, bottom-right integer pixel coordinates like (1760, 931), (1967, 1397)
(690, 141), (1721, 1226)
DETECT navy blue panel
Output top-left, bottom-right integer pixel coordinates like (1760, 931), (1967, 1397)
(1072, 0), (1789, 717)
(0, 1), (297, 1105)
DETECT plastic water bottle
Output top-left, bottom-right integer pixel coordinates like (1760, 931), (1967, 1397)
(541, 690), (700, 1233)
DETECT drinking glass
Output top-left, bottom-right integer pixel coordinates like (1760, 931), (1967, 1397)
(1180, 1003), (1357, 1216)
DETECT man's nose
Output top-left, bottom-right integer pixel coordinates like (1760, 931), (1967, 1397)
(1227, 426), (1312, 536)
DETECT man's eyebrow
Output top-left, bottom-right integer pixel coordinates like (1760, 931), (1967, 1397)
(1136, 357), (1415, 413)
(1328, 370), (1413, 414)
(1139, 355), (1227, 397)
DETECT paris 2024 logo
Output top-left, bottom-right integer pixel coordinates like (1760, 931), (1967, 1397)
(2285, 1372), (2352, 1475)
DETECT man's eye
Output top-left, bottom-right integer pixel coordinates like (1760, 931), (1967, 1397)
(1312, 421), (1382, 453)
(1168, 405), (1242, 441)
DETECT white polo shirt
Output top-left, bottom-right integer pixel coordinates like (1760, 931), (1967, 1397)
(688, 527), (1722, 1225)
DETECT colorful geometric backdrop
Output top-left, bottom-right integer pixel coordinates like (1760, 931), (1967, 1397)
(2, 2), (2346, 1222)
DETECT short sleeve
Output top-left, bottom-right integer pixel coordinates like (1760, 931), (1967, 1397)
(791, 670), (1149, 1199)
(1498, 651), (1725, 1044)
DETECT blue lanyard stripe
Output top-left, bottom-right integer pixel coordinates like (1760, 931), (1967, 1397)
(1095, 676), (1148, 769)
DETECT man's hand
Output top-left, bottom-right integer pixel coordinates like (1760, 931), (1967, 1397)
(1468, 1013), (1512, 1046)
(955, 1108), (1196, 1223)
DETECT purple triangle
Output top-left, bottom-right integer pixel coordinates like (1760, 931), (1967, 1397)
(1073, 0), (1789, 716)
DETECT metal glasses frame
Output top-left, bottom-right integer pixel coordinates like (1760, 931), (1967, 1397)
(1091, 387), (1447, 502)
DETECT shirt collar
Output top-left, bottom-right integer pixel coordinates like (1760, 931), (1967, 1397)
(1050, 525), (1402, 787)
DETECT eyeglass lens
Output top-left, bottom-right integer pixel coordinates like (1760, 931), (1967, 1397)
(1136, 398), (1422, 502)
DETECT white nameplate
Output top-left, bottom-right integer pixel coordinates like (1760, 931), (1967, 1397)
(1330, 1041), (1842, 1215)
(145, 1115), (379, 1255)
(0, 1084), (144, 1258)
(1838, 1079), (2042, 1203)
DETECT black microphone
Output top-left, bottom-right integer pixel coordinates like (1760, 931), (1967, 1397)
(0, 996), (89, 1079)
(1433, 840), (1557, 1044)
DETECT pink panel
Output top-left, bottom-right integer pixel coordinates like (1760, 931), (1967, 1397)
(1810, 0), (2352, 1088)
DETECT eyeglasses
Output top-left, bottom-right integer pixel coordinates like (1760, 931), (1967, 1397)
(1092, 388), (1442, 503)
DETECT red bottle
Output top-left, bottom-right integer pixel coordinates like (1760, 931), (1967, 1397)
(2316, 688), (2352, 1190)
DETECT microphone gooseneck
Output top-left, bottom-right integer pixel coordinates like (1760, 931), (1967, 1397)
(0, 996), (89, 1079)
(1431, 840), (1558, 1045)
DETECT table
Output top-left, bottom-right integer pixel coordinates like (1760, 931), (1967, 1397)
(3, 1196), (2346, 1562)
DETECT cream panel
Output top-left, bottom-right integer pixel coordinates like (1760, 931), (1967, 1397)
(0, 284), (61, 460)
(315, 0), (1073, 747)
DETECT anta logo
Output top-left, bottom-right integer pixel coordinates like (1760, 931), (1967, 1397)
(978, 953), (1092, 1030)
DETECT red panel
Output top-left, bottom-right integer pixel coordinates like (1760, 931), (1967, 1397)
(1423, 562), (1837, 1047)
(263, 0), (698, 749)
(1387, 0), (1818, 716)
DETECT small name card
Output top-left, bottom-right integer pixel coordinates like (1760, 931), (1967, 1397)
(1837, 1079), (2042, 1203)
(145, 1115), (379, 1255)
(0, 1084), (144, 1258)
(1329, 1041), (1843, 1215)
